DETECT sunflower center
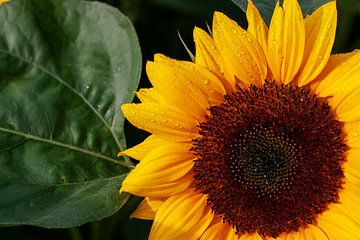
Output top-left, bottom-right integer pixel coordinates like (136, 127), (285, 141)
(230, 127), (300, 197)
(192, 82), (347, 238)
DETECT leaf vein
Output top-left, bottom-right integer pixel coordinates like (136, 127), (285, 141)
(0, 49), (124, 151)
(0, 127), (132, 168)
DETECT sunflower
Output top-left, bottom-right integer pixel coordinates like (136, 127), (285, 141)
(120, 0), (360, 239)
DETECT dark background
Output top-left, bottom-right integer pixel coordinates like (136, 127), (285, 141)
(1, 0), (359, 239)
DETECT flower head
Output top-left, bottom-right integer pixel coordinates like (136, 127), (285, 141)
(120, 0), (360, 239)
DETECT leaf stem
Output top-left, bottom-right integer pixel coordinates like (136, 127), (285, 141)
(90, 221), (101, 240)
(69, 227), (83, 240)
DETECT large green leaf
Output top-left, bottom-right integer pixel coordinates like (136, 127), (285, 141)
(230, 0), (332, 25)
(0, 0), (141, 228)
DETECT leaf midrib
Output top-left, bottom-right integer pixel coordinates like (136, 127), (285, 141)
(3, 175), (127, 187)
(0, 127), (132, 168)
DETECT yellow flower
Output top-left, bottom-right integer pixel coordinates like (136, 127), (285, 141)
(120, 0), (360, 239)
(0, 0), (10, 4)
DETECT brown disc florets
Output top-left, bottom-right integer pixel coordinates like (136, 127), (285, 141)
(191, 82), (348, 237)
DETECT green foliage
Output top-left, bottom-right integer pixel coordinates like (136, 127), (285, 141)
(0, 0), (141, 228)
(231, 0), (332, 25)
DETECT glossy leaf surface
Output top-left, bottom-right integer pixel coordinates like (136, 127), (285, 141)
(0, 0), (141, 227)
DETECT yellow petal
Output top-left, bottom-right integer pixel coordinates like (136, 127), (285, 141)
(146, 59), (208, 121)
(279, 224), (329, 240)
(121, 103), (198, 142)
(317, 204), (360, 240)
(193, 27), (235, 92)
(345, 171), (360, 186)
(296, 1), (337, 86)
(268, 0), (305, 84)
(130, 197), (164, 220)
(246, 0), (273, 81)
(118, 134), (168, 161)
(340, 181), (360, 224)
(345, 149), (360, 180)
(200, 222), (238, 240)
(149, 190), (213, 240)
(212, 11), (267, 86)
(246, 0), (269, 59)
(134, 88), (163, 104)
(303, 225), (330, 240)
(313, 51), (359, 85)
(123, 173), (193, 199)
(239, 232), (263, 240)
(154, 54), (226, 106)
(334, 88), (360, 123)
(315, 50), (360, 122)
(121, 143), (194, 198)
(0, 0), (9, 4)
(310, 51), (357, 92)
(344, 121), (360, 149)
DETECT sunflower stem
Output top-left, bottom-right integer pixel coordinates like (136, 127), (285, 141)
(90, 221), (101, 240)
(69, 227), (83, 240)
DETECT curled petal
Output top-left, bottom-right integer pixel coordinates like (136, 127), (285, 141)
(193, 27), (235, 92)
(149, 190), (213, 240)
(296, 1), (337, 86)
(130, 197), (164, 220)
(213, 11), (267, 86)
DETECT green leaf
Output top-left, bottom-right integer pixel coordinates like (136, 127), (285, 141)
(0, 0), (141, 228)
(230, 0), (332, 25)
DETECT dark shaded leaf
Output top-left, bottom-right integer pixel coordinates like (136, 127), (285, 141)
(230, 0), (332, 25)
